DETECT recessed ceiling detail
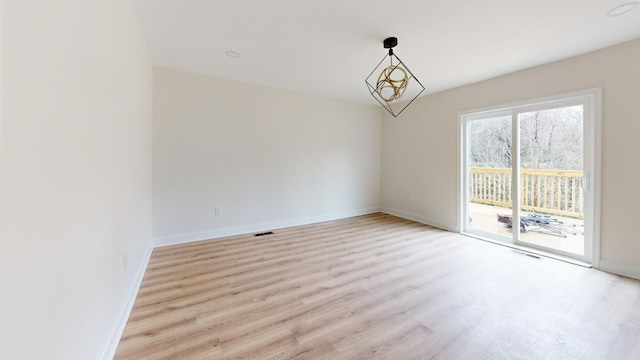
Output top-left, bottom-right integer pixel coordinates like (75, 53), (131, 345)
(607, 2), (639, 17)
(225, 50), (241, 59)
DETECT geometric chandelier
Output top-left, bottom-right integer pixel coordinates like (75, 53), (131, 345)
(365, 37), (425, 117)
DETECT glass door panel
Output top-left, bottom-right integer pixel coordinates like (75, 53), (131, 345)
(466, 115), (513, 241)
(516, 105), (585, 256)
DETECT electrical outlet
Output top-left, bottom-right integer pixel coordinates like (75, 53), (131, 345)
(123, 254), (128, 270)
(215, 206), (222, 215)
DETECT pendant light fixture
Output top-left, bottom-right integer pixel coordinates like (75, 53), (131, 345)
(365, 37), (425, 117)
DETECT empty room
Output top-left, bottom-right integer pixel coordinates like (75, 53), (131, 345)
(2, 0), (640, 359)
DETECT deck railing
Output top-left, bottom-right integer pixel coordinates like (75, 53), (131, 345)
(470, 167), (584, 218)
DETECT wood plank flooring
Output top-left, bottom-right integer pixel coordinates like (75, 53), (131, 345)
(115, 213), (640, 359)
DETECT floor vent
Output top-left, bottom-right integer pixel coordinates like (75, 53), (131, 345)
(513, 250), (541, 259)
(525, 253), (541, 259)
(254, 231), (274, 237)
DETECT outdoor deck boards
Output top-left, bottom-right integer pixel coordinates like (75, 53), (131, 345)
(469, 202), (585, 255)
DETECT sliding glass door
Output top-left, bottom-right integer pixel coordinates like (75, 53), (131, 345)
(462, 92), (597, 264)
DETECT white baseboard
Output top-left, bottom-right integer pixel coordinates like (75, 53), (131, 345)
(380, 206), (458, 232)
(101, 247), (153, 360)
(598, 259), (640, 280)
(153, 207), (381, 248)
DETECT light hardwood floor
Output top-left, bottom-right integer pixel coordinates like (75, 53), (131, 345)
(115, 213), (640, 359)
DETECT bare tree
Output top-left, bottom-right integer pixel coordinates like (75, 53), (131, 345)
(469, 116), (512, 168)
(469, 106), (583, 170)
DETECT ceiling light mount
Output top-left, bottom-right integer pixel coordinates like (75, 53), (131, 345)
(365, 37), (425, 118)
(383, 37), (398, 53)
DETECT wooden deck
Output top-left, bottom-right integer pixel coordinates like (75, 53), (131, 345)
(469, 202), (585, 255)
(115, 213), (640, 359)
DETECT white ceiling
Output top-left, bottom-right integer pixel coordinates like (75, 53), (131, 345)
(132, 0), (640, 104)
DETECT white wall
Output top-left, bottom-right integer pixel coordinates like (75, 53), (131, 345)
(0, 1), (152, 359)
(153, 67), (381, 245)
(381, 38), (640, 278)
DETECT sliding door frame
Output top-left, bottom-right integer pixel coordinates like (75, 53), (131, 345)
(457, 88), (602, 266)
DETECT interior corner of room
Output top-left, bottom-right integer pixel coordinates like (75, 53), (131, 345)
(1, 0), (640, 359)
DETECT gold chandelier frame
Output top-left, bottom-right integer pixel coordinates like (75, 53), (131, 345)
(365, 37), (425, 117)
